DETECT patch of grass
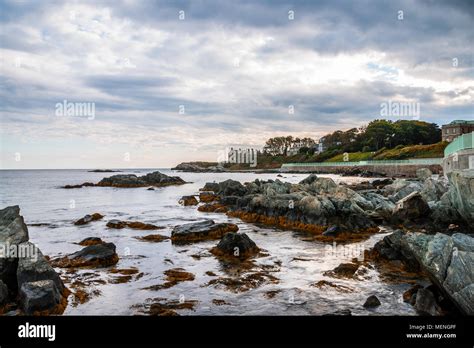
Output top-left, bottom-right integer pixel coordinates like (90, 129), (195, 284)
(325, 151), (374, 162)
(373, 142), (447, 160)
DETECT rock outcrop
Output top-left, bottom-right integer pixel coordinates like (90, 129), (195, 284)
(372, 231), (474, 315)
(74, 213), (104, 225)
(0, 205), (67, 315)
(63, 171), (185, 189)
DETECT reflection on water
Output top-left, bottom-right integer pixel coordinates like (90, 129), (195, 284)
(0, 169), (419, 315)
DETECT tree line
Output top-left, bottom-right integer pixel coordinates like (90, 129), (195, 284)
(262, 120), (442, 156)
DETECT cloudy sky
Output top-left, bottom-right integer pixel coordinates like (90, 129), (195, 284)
(1, 0), (473, 169)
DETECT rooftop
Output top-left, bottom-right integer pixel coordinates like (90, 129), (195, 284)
(446, 120), (474, 125)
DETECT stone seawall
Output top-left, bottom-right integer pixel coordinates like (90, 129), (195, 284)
(281, 164), (442, 177)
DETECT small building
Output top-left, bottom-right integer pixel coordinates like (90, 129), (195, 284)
(442, 120), (474, 142)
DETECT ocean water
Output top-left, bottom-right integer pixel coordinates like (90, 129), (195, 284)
(0, 169), (420, 315)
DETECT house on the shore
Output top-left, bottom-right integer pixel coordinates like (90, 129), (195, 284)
(442, 120), (474, 142)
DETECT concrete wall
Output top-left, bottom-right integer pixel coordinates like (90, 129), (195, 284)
(281, 164), (442, 177)
(443, 149), (474, 177)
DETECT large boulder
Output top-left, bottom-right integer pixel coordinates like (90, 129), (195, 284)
(217, 179), (247, 196)
(16, 242), (65, 293)
(392, 191), (430, 223)
(51, 243), (119, 268)
(0, 206), (30, 291)
(171, 220), (239, 243)
(0, 205), (29, 245)
(19, 280), (62, 315)
(210, 232), (260, 260)
(447, 170), (474, 228)
(403, 233), (474, 315)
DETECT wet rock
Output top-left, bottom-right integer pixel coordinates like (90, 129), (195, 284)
(197, 202), (228, 213)
(51, 243), (119, 268)
(63, 182), (94, 189)
(324, 263), (359, 279)
(106, 220), (162, 230)
(19, 280), (62, 315)
(403, 284), (423, 305)
(134, 234), (169, 243)
(363, 295), (381, 308)
(322, 225), (341, 237)
(210, 232), (260, 260)
(106, 219), (126, 229)
(414, 288), (441, 316)
(78, 237), (104, 246)
(416, 168), (432, 181)
(74, 213), (104, 225)
(206, 272), (278, 293)
(171, 220), (239, 243)
(199, 191), (218, 203)
(392, 191), (430, 223)
(147, 187), (155, 191)
(179, 195), (198, 206)
(17, 242), (65, 293)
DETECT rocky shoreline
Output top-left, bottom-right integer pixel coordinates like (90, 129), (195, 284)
(183, 168), (473, 315)
(1, 168), (472, 316)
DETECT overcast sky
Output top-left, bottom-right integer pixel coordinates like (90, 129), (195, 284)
(1, 0), (473, 169)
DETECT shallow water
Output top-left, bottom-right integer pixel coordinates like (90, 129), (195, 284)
(0, 169), (420, 315)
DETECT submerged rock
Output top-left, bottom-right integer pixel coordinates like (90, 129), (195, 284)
(51, 243), (119, 268)
(171, 220), (239, 243)
(77, 237), (104, 246)
(210, 232), (260, 260)
(106, 220), (162, 230)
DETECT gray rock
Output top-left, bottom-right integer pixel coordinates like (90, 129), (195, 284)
(51, 242), (119, 268)
(0, 205), (29, 245)
(16, 242), (64, 292)
(363, 295), (381, 308)
(19, 280), (61, 315)
(416, 168), (433, 180)
(392, 191), (430, 222)
(414, 288), (441, 316)
(171, 220), (239, 243)
(211, 232), (259, 259)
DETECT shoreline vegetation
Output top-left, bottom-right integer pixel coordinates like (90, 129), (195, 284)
(172, 119), (446, 176)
